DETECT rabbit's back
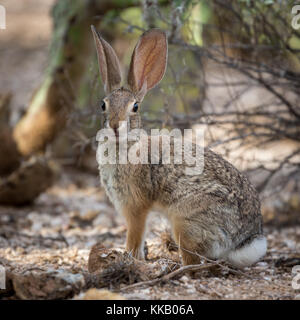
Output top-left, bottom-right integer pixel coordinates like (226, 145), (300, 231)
(151, 147), (263, 251)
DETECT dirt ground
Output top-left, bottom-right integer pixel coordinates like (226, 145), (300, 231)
(0, 0), (300, 300)
(0, 167), (299, 300)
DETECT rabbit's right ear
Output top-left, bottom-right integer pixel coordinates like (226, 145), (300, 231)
(127, 29), (168, 101)
(91, 26), (122, 94)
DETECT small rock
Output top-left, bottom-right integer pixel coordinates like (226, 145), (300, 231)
(88, 243), (124, 273)
(256, 262), (268, 267)
(180, 276), (189, 282)
(12, 268), (85, 300)
(75, 288), (125, 300)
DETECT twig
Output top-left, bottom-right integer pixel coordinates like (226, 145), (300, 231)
(120, 262), (216, 291)
(179, 246), (258, 280)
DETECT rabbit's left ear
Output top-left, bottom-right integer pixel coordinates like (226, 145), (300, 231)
(91, 26), (122, 94)
(127, 29), (168, 101)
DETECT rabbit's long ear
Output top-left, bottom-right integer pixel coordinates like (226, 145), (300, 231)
(91, 26), (122, 94)
(127, 29), (167, 101)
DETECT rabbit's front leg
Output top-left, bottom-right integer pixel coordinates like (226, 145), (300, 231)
(122, 206), (149, 260)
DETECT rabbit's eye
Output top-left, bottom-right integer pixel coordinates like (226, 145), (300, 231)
(132, 102), (139, 112)
(101, 101), (106, 111)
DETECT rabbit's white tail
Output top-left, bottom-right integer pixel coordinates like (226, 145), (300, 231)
(226, 236), (267, 268)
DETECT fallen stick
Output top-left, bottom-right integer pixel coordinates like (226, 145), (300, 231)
(120, 262), (216, 291)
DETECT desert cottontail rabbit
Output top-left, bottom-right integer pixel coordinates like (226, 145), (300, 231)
(91, 26), (267, 268)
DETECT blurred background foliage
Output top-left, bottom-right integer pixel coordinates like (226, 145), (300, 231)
(0, 0), (299, 215)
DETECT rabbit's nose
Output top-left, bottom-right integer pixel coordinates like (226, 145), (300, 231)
(110, 123), (119, 131)
(109, 120), (118, 129)
(109, 122), (119, 136)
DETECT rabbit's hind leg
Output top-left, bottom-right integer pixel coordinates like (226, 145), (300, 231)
(171, 217), (211, 265)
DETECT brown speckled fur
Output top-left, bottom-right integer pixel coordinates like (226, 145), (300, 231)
(92, 27), (265, 265)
